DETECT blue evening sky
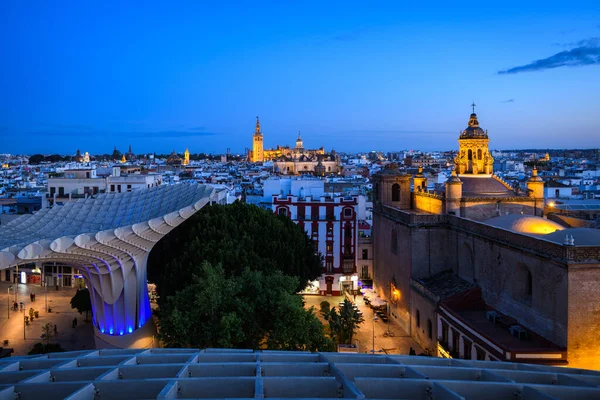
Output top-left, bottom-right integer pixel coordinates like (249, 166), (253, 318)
(1, 1), (599, 155)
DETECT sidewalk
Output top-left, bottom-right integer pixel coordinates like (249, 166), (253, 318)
(0, 282), (95, 356)
(303, 294), (423, 355)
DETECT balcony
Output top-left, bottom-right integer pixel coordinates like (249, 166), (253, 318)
(342, 258), (355, 275)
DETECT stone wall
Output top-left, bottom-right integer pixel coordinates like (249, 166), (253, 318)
(412, 193), (444, 215)
(409, 280), (439, 354)
(567, 265), (600, 370)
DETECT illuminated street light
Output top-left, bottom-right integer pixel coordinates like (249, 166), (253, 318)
(7, 286), (13, 319)
(371, 309), (379, 354)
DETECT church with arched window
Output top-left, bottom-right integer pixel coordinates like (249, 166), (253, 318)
(371, 107), (600, 370)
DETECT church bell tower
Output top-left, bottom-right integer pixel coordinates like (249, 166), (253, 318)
(454, 104), (494, 175)
(250, 116), (264, 162)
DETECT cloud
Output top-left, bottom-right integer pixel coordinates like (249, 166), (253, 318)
(498, 41), (600, 74)
(501, 99), (515, 103)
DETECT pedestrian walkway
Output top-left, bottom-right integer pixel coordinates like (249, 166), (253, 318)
(0, 282), (95, 356)
(303, 294), (423, 355)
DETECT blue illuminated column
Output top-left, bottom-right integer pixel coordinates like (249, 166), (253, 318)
(85, 254), (151, 336)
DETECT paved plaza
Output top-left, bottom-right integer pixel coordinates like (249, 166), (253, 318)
(0, 282), (95, 356)
(303, 294), (423, 355)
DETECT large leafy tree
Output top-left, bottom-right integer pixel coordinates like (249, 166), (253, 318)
(158, 262), (334, 351)
(70, 288), (92, 321)
(148, 202), (322, 300)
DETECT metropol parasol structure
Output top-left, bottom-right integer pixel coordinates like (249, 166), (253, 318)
(0, 183), (219, 347)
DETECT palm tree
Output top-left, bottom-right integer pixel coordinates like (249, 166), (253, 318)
(322, 300), (364, 344)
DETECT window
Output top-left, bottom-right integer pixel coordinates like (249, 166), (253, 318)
(344, 208), (352, 217)
(475, 346), (486, 361)
(278, 208), (287, 217)
(297, 206), (305, 220)
(391, 183), (400, 202)
(361, 265), (369, 279)
(416, 309), (421, 328)
(427, 319), (432, 339)
(327, 226), (333, 235)
(463, 338), (472, 360)
(110, 185), (115, 192)
(362, 249), (368, 260)
(345, 226), (352, 238)
(477, 149), (482, 160)
(452, 329), (460, 353)
(441, 321), (449, 345)
(326, 260), (333, 273)
(326, 244), (333, 253)
(391, 230), (398, 254)
(468, 149), (472, 160)
(127, 184), (132, 191)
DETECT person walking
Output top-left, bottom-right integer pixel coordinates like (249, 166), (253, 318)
(54, 324), (58, 335)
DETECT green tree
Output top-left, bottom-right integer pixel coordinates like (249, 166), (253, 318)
(41, 322), (54, 349)
(148, 202), (322, 300)
(323, 300), (364, 345)
(28, 154), (45, 165)
(70, 288), (92, 321)
(158, 262), (334, 351)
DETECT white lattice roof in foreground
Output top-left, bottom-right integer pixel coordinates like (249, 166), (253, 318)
(0, 183), (215, 255)
(1, 349), (600, 399)
(0, 184), (216, 337)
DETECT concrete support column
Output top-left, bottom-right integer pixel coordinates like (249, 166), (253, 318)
(87, 255), (151, 338)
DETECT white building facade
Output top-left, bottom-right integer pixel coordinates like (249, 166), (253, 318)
(266, 178), (361, 296)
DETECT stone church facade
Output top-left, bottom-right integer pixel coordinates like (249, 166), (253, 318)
(372, 111), (600, 369)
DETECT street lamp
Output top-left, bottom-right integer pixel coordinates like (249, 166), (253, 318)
(371, 309), (379, 354)
(7, 286), (13, 319)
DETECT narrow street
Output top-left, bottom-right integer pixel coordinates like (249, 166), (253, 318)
(0, 282), (95, 356)
(303, 294), (423, 355)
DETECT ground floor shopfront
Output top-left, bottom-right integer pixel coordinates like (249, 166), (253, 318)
(1, 262), (85, 289)
(302, 273), (365, 296)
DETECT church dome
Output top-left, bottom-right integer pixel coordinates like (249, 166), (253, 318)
(460, 113), (488, 139)
(484, 214), (565, 235)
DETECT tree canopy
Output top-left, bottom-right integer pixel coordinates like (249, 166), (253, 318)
(158, 262), (334, 351)
(148, 202), (330, 351)
(70, 288), (92, 321)
(148, 202), (322, 300)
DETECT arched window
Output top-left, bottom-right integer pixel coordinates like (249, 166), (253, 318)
(468, 149), (473, 160)
(427, 319), (432, 339)
(391, 183), (400, 202)
(278, 208), (287, 217)
(477, 149), (482, 160)
(391, 230), (398, 254)
(416, 309), (421, 328)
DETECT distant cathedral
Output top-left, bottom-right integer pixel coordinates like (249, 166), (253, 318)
(249, 117), (325, 162)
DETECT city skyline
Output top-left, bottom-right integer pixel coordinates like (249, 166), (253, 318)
(1, 2), (600, 154)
